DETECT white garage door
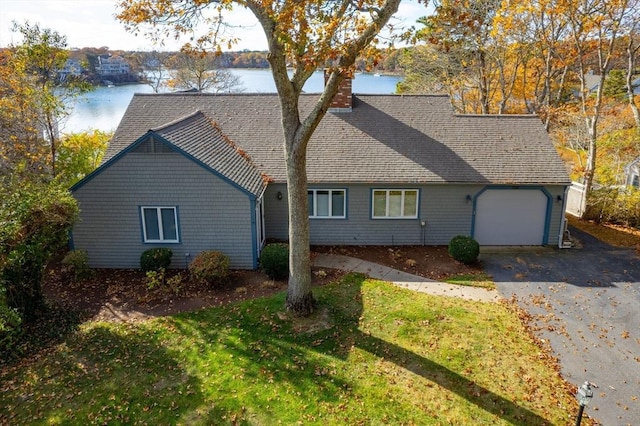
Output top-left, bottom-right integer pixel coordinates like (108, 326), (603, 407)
(474, 189), (548, 245)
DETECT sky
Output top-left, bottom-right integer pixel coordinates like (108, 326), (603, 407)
(0, 0), (428, 52)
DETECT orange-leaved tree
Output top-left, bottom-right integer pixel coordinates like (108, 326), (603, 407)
(116, 0), (404, 316)
(562, 0), (631, 199)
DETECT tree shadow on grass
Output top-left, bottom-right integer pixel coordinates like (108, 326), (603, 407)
(319, 273), (552, 424)
(166, 273), (552, 424)
(0, 323), (208, 424)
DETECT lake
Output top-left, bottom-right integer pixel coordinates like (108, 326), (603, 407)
(64, 69), (402, 133)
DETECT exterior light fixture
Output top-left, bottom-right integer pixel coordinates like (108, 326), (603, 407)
(277, 191), (283, 200)
(575, 381), (593, 426)
(557, 195), (563, 203)
(466, 194), (472, 203)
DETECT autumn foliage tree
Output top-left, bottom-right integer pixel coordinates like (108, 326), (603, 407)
(0, 48), (47, 178)
(9, 22), (91, 178)
(117, 0), (403, 315)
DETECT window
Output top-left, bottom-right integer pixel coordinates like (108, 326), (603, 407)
(141, 206), (179, 243)
(308, 189), (346, 218)
(372, 189), (418, 218)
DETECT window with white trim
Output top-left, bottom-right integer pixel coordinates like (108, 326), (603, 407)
(308, 189), (346, 218)
(372, 189), (418, 218)
(141, 206), (179, 243)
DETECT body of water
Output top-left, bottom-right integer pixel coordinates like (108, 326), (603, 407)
(64, 69), (402, 133)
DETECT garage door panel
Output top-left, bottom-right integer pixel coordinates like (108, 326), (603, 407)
(474, 189), (548, 245)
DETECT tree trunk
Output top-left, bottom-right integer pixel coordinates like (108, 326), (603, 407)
(626, 40), (640, 128)
(284, 132), (316, 316)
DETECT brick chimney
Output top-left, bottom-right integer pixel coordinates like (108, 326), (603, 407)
(324, 70), (352, 112)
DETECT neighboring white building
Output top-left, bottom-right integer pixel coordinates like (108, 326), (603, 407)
(58, 59), (84, 81)
(625, 157), (640, 188)
(95, 55), (130, 76)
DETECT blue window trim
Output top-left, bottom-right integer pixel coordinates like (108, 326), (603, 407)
(370, 188), (420, 219)
(139, 206), (181, 244)
(308, 188), (348, 219)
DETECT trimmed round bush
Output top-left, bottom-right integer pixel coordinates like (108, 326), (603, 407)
(140, 248), (173, 272)
(259, 243), (289, 280)
(189, 251), (230, 285)
(448, 235), (480, 264)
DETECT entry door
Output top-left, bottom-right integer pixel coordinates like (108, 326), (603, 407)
(474, 189), (548, 245)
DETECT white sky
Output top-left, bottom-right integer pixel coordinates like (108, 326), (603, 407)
(0, 0), (428, 52)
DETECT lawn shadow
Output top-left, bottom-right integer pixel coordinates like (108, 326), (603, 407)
(165, 293), (352, 419)
(167, 273), (554, 424)
(318, 273), (552, 424)
(0, 323), (208, 424)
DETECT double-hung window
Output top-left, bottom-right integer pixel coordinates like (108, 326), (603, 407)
(308, 189), (346, 218)
(372, 189), (418, 219)
(141, 206), (180, 243)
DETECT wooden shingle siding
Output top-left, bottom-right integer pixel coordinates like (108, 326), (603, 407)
(264, 183), (567, 246)
(72, 151), (255, 269)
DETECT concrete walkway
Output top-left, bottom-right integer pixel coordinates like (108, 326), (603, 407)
(313, 253), (500, 302)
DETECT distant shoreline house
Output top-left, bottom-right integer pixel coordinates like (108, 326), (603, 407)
(94, 54), (131, 77)
(70, 78), (570, 269)
(625, 157), (640, 188)
(58, 59), (84, 82)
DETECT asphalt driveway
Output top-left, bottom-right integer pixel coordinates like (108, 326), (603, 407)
(481, 228), (640, 425)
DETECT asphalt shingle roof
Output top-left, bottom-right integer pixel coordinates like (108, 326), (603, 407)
(150, 111), (266, 195)
(106, 92), (570, 185)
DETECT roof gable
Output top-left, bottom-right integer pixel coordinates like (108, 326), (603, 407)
(105, 92), (570, 185)
(73, 111), (267, 196)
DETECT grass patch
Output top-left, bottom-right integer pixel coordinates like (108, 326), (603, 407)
(444, 272), (496, 289)
(0, 273), (588, 425)
(568, 215), (640, 247)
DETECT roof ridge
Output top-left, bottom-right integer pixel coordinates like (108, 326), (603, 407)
(454, 113), (539, 119)
(149, 110), (204, 132)
(132, 92), (452, 99)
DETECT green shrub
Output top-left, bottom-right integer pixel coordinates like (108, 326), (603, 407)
(586, 187), (640, 228)
(0, 292), (22, 358)
(0, 181), (79, 319)
(145, 269), (184, 295)
(62, 250), (92, 281)
(145, 268), (166, 290)
(260, 243), (289, 280)
(448, 235), (480, 264)
(140, 248), (173, 272)
(189, 251), (230, 285)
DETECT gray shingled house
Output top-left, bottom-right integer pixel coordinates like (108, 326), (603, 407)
(70, 81), (571, 269)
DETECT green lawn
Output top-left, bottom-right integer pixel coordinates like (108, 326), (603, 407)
(1, 273), (583, 425)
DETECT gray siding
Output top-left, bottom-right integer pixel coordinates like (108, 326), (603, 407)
(543, 185), (567, 245)
(264, 183), (568, 246)
(73, 151), (256, 269)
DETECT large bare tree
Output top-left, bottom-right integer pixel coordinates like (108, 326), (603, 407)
(117, 0), (403, 316)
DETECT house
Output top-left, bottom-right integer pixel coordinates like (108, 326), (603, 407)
(94, 54), (131, 76)
(70, 79), (571, 269)
(625, 157), (640, 188)
(57, 59), (84, 82)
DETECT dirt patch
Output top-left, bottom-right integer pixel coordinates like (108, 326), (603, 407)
(312, 245), (481, 280)
(43, 246), (476, 322)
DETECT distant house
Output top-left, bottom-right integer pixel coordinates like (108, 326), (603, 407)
(95, 54), (130, 76)
(58, 59), (84, 81)
(70, 78), (571, 269)
(583, 71), (640, 95)
(625, 157), (640, 188)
